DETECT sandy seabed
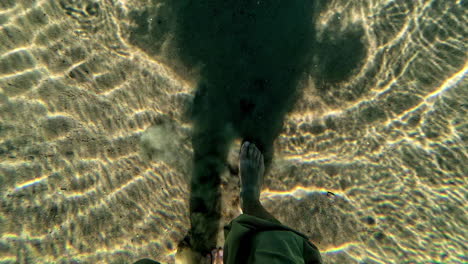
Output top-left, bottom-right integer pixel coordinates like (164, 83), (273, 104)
(0, 0), (466, 263)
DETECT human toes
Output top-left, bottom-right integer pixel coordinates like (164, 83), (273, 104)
(257, 148), (263, 164)
(240, 141), (250, 158)
(249, 143), (261, 162)
(254, 145), (262, 162)
(248, 142), (257, 158)
(212, 248), (223, 264)
(216, 247), (223, 264)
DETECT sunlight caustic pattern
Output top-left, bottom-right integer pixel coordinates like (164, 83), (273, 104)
(0, 0), (466, 263)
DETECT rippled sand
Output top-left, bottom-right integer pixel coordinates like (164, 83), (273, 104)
(0, 0), (466, 263)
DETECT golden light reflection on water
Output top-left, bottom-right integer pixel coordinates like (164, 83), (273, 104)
(0, 0), (466, 263)
(262, 186), (345, 201)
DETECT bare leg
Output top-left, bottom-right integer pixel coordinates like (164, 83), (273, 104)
(239, 141), (280, 224)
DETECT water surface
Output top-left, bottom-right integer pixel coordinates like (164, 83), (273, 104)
(0, 0), (466, 263)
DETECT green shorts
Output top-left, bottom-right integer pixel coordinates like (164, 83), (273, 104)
(223, 214), (322, 264)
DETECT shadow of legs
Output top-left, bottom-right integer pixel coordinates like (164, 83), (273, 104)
(187, 125), (232, 254)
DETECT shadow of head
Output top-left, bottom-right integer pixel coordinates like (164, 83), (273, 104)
(128, 0), (368, 168)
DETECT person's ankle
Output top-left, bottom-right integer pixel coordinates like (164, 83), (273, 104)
(240, 187), (260, 201)
(240, 188), (260, 211)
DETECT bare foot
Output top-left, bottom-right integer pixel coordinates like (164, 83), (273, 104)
(176, 244), (223, 264)
(207, 247), (223, 264)
(239, 141), (265, 202)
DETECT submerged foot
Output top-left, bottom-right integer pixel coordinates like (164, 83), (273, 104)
(176, 237), (223, 264)
(239, 141), (265, 202)
(176, 246), (223, 264)
(206, 248), (223, 264)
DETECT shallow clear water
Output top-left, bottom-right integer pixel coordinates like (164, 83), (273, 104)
(0, 0), (466, 263)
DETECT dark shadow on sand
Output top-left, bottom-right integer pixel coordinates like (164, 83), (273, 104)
(173, 0), (317, 254)
(128, 0), (367, 256)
